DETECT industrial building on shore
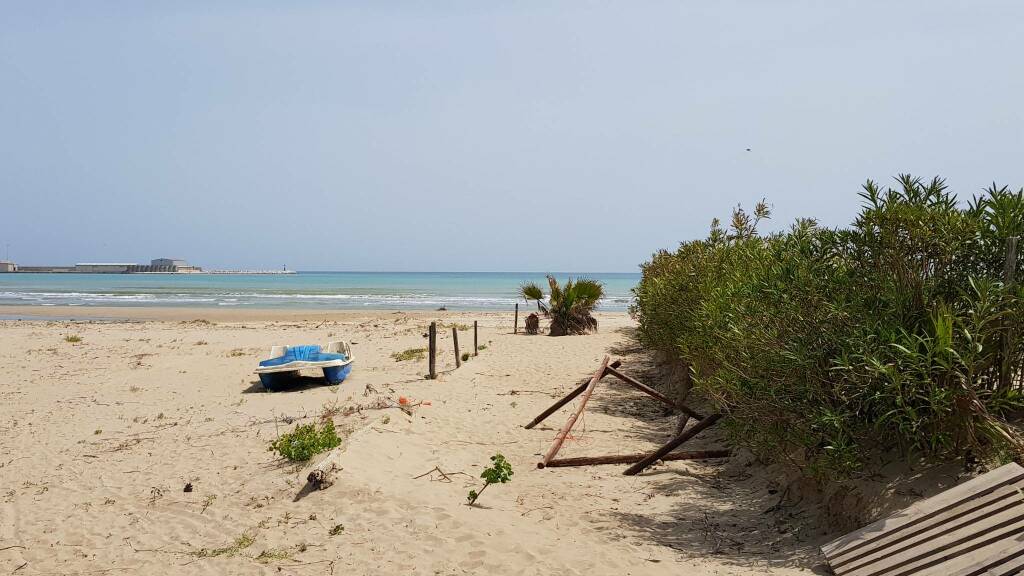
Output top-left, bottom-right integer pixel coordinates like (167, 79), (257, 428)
(4, 258), (203, 274)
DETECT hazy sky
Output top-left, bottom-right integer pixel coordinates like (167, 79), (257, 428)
(2, 2), (1022, 272)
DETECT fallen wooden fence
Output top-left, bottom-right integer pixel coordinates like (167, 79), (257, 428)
(525, 356), (724, 474)
(539, 356), (610, 468)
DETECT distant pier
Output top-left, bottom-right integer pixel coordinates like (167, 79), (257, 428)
(1, 257), (296, 275)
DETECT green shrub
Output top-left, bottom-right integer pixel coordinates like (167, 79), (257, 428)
(269, 421), (341, 462)
(64, 335), (82, 343)
(632, 176), (1024, 479)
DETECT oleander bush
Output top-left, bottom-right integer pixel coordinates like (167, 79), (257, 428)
(632, 176), (1024, 479)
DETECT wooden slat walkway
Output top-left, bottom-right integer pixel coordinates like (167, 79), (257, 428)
(821, 462), (1024, 576)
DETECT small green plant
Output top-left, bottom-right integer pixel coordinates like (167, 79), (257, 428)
(391, 348), (426, 362)
(269, 422), (341, 462)
(477, 344), (487, 351)
(329, 523), (345, 536)
(228, 348), (246, 357)
(466, 453), (513, 506)
(461, 352), (470, 362)
(65, 335), (82, 343)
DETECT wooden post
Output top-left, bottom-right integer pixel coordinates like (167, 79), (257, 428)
(1001, 237), (1018, 390)
(428, 322), (437, 380)
(538, 356), (610, 468)
(473, 321), (478, 356)
(514, 303), (519, 334)
(623, 413), (722, 475)
(546, 449), (731, 468)
(453, 326), (461, 368)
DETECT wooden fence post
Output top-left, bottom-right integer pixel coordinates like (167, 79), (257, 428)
(428, 322), (437, 379)
(514, 303), (518, 334)
(473, 321), (478, 356)
(453, 327), (461, 368)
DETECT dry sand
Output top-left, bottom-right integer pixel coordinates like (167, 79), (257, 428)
(0, 308), (824, 575)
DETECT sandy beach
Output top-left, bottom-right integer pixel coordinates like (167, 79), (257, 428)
(0, 308), (820, 575)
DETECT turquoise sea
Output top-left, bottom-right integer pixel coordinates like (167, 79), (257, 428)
(0, 272), (639, 311)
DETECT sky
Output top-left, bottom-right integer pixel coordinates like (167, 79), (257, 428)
(1, 2), (1022, 272)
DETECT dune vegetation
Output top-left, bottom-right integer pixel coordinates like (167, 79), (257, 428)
(632, 175), (1024, 479)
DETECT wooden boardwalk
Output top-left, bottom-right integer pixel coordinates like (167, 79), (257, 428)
(821, 462), (1024, 576)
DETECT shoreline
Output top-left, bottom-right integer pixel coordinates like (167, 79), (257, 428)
(0, 304), (631, 323)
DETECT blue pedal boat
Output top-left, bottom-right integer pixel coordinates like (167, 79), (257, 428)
(255, 341), (353, 390)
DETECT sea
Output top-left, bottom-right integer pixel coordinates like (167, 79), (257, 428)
(0, 272), (639, 311)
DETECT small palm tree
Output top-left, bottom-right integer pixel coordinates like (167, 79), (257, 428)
(518, 276), (604, 336)
(520, 281), (545, 311)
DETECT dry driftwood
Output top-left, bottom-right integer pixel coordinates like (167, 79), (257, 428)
(305, 447), (344, 490)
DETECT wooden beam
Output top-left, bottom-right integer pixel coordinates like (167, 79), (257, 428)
(623, 413), (722, 475)
(538, 356), (610, 468)
(473, 320), (478, 356)
(604, 366), (704, 419)
(524, 359), (621, 429)
(514, 303), (518, 334)
(546, 449), (730, 468)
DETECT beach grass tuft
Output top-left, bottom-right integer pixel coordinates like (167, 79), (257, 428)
(64, 334), (82, 343)
(391, 348), (426, 362)
(193, 532), (255, 558)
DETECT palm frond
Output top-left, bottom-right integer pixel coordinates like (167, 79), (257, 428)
(519, 282), (545, 302)
(571, 278), (605, 306)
